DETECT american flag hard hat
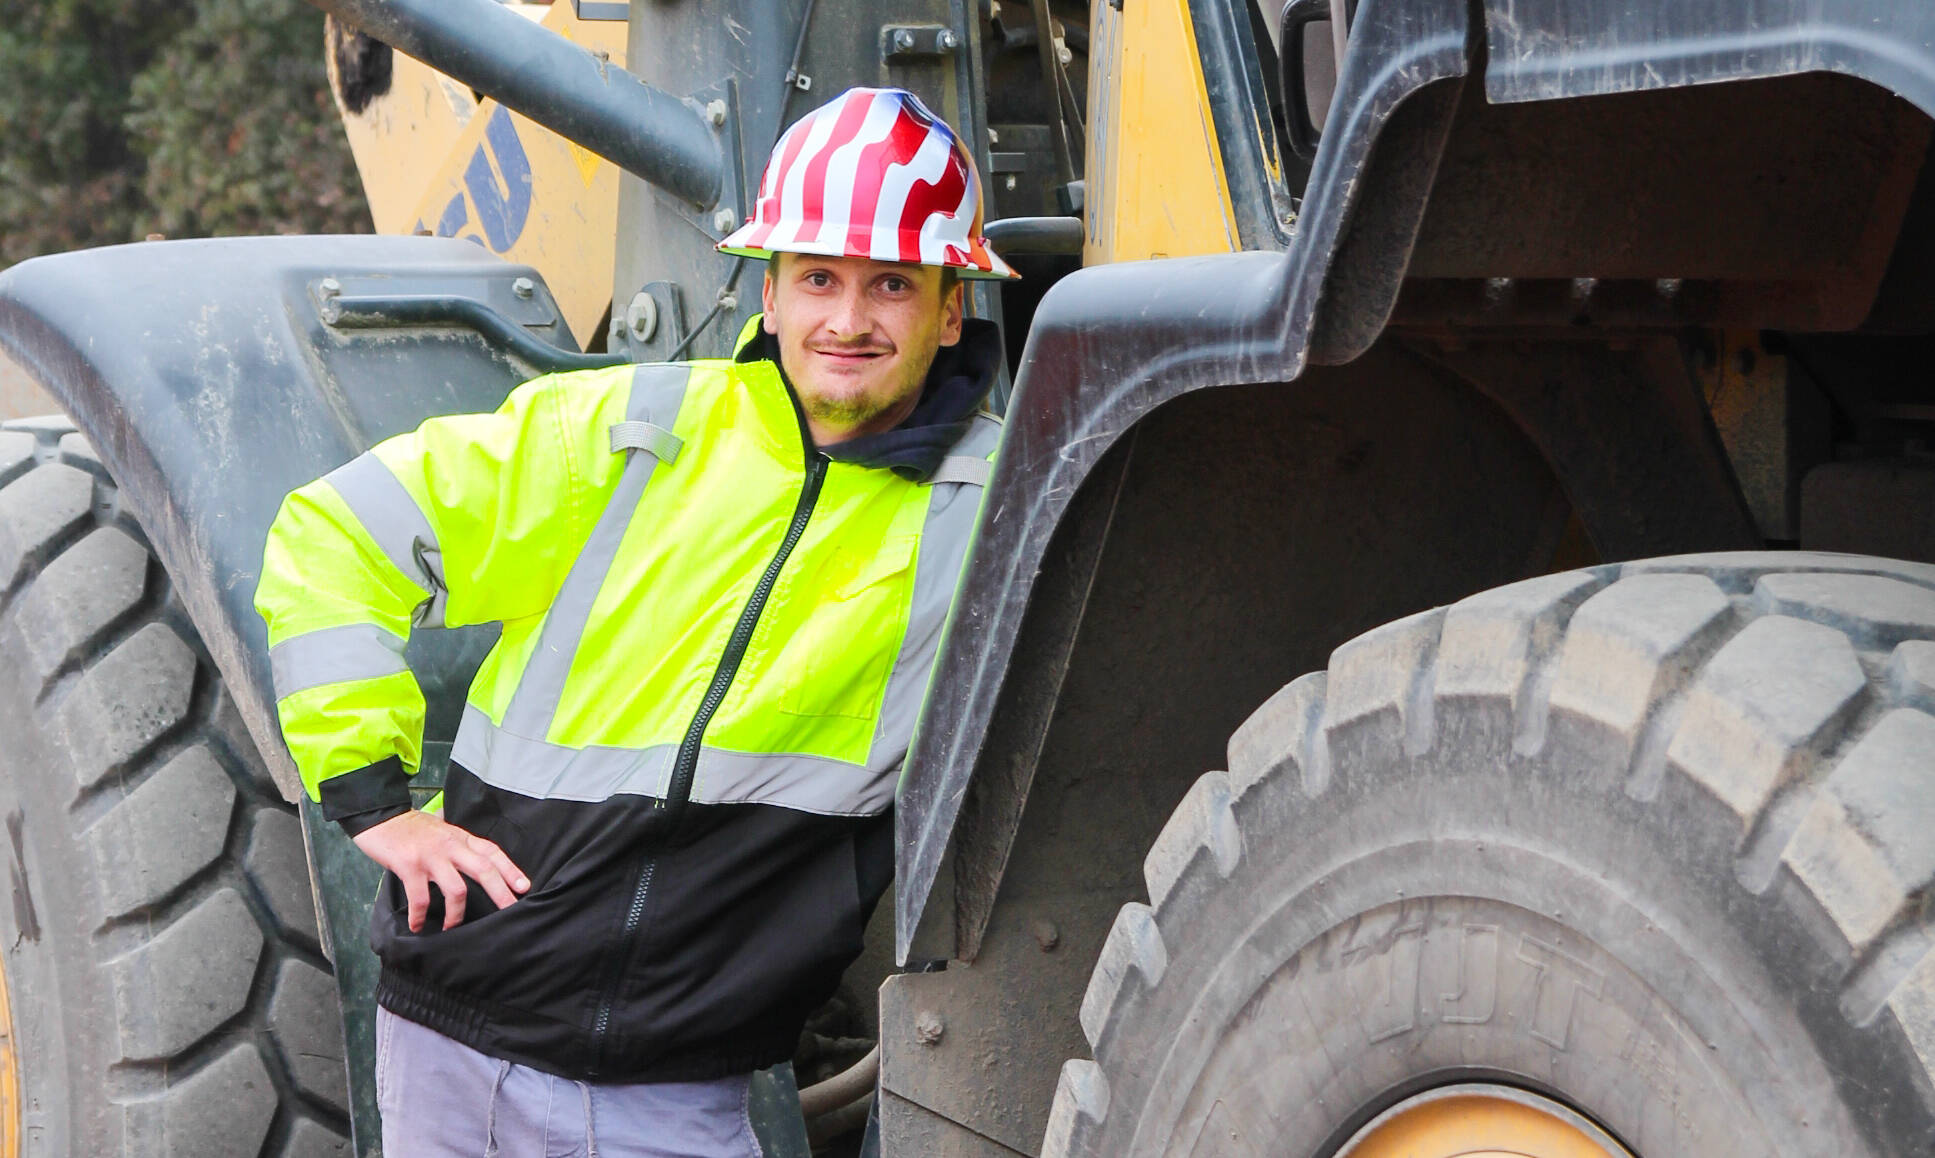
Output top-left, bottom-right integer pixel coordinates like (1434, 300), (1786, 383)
(718, 87), (1018, 280)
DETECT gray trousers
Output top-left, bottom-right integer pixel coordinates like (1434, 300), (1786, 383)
(376, 1007), (765, 1158)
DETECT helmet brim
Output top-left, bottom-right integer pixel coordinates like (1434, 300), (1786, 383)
(717, 228), (1021, 281)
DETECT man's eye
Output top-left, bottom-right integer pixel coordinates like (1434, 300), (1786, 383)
(805, 272), (832, 287)
(881, 278), (909, 293)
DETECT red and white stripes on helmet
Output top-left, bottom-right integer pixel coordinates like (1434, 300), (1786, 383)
(718, 87), (1018, 280)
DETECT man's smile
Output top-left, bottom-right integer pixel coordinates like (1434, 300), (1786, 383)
(804, 342), (886, 360)
(808, 344), (893, 368)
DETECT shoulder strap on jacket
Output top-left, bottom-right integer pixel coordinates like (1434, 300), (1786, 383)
(609, 420), (682, 463)
(925, 411), (1000, 487)
(925, 455), (991, 488)
(611, 363), (691, 460)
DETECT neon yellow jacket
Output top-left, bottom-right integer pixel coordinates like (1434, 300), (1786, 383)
(255, 322), (998, 827)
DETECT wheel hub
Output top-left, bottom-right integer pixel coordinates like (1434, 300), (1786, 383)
(1334, 1084), (1634, 1158)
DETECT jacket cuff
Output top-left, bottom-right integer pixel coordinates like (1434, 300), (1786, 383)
(320, 756), (414, 837)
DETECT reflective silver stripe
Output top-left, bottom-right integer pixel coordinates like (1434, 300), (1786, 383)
(609, 420), (683, 463)
(688, 746), (893, 815)
(269, 623), (407, 699)
(455, 705), (672, 799)
(870, 412), (1003, 772)
(498, 363), (691, 739)
(926, 454), (991, 488)
(453, 705), (890, 815)
(322, 451), (440, 593)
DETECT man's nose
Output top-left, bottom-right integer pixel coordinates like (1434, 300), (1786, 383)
(825, 285), (870, 338)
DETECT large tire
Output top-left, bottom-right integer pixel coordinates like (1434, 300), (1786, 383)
(0, 418), (350, 1156)
(1046, 553), (1935, 1158)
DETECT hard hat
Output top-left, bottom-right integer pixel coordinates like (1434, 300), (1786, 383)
(719, 87), (1018, 279)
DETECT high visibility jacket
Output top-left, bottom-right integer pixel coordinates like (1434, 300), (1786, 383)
(254, 319), (1000, 1080)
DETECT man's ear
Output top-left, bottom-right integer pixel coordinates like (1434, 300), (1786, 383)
(761, 263), (778, 333)
(939, 281), (964, 347)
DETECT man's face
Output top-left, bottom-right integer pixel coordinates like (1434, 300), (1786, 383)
(762, 253), (964, 445)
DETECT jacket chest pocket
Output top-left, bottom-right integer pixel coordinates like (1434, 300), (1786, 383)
(779, 535), (919, 721)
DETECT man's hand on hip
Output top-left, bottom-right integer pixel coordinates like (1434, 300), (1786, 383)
(352, 811), (531, 932)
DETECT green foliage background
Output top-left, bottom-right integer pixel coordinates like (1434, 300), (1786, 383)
(0, 0), (370, 268)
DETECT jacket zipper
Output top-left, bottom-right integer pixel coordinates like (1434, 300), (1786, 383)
(664, 448), (829, 814)
(588, 858), (654, 1066)
(587, 447), (830, 1069)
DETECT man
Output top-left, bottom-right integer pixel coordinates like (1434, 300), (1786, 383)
(255, 87), (1015, 1156)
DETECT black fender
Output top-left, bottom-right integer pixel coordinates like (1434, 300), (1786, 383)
(894, 0), (1476, 961)
(894, 0), (1935, 964)
(0, 235), (595, 801)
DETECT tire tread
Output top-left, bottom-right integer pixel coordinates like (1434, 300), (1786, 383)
(0, 418), (349, 1152)
(1045, 553), (1935, 1155)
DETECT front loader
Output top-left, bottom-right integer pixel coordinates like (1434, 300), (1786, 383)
(1, 1), (1934, 1156)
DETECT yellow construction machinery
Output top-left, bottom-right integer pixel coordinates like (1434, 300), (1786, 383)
(0, 1), (1933, 1156)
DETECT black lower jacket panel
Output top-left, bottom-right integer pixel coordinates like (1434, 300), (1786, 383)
(371, 763), (892, 1082)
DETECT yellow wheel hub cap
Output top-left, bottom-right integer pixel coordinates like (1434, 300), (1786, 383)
(0, 942), (18, 1158)
(1335, 1084), (1634, 1158)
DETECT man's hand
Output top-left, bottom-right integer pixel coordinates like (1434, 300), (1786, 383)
(351, 811), (531, 932)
